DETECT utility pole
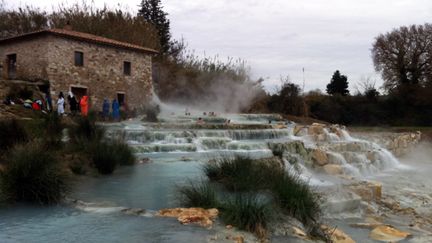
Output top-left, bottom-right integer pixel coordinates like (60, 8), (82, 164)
(302, 67), (305, 94)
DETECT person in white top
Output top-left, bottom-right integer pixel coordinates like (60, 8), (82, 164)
(57, 92), (65, 115)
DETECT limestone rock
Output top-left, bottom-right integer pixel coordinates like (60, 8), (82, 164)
(321, 225), (355, 243)
(291, 226), (308, 240)
(157, 208), (219, 227)
(369, 225), (411, 242)
(293, 125), (305, 136)
(347, 181), (382, 202)
(323, 164), (343, 175)
(233, 235), (244, 243)
(308, 123), (325, 136)
(312, 149), (329, 166)
(273, 124), (287, 129)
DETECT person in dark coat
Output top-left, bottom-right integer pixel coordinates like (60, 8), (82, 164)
(102, 99), (110, 121)
(67, 91), (78, 115)
(112, 99), (120, 121)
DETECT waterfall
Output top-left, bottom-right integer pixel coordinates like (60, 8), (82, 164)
(105, 114), (403, 179)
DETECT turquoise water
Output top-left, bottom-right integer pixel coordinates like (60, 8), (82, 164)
(0, 160), (216, 243)
(2, 113), (426, 242)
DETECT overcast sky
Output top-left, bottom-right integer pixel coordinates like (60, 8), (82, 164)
(7, 0), (432, 92)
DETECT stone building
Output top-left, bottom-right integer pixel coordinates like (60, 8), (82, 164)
(0, 28), (157, 110)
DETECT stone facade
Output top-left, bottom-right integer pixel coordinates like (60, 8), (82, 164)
(0, 30), (155, 111)
(0, 36), (50, 81)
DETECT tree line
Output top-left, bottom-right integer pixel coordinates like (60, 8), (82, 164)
(264, 23), (432, 126)
(0, 0), (265, 113)
(1, 1), (431, 123)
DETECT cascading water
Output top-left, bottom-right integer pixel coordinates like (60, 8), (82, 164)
(106, 116), (402, 180)
(3, 91), (427, 242)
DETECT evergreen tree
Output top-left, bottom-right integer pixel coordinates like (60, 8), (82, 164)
(138, 0), (171, 54)
(326, 70), (349, 96)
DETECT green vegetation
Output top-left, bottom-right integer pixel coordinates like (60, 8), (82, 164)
(67, 116), (135, 174)
(0, 119), (29, 153)
(89, 140), (136, 174)
(91, 142), (119, 175)
(42, 112), (65, 148)
(326, 70), (349, 96)
(68, 115), (105, 146)
(178, 181), (218, 208)
(220, 195), (272, 238)
(181, 156), (323, 238)
(0, 142), (68, 205)
(271, 172), (321, 227)
(0, 113), (137, 205)
(204, 156), (280, 191)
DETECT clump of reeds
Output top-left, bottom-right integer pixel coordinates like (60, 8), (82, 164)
(0, 142), (68, 205)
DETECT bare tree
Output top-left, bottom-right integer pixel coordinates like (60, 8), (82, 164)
(372, 24), (432, 91)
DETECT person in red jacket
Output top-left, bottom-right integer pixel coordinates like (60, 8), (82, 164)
(80, 95), (89, 116)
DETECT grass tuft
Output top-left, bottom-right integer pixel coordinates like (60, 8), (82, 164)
(0, 119), (29, 153)
(178, 181), (218, 208)
(90, 142), (118, 175)
(42, 112), (64, 148)
(203, 156), (280, 192)
(272, 171), (321, 228)
(68, 116), (105, 147)
(111, 140), (135, 166)
(0, 142), (68, 204)
(220, 194), (272, 238)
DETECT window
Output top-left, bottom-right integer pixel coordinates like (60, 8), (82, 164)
(74, 51), (84, 66)
(123, 61), (131, 75)
(7, 54), (17, 79)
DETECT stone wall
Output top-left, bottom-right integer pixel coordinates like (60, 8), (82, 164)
(0, 36), (49, 81)
(0, 34), (153, 111)
(45, 36), (153, 111)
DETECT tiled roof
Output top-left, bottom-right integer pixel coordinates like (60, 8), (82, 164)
(0, 28), (158, 54)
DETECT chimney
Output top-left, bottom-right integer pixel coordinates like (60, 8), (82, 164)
(64, 21), (73, 31)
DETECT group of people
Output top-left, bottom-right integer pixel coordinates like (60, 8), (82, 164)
(102, 98), (121, 121)
(57, 92), (123, 121)
(3, 93), (52, 112)
(56, 91), (88, 117)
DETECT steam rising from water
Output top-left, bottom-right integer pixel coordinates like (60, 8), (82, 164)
(152, 78), (264, 115)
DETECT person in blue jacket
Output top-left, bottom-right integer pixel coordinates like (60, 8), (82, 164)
(112, 98), (120, 121)
(102, 99), (110, 121)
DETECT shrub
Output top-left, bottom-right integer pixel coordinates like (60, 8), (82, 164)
(68, 160), (88, 175)
(0, 119), (29, 154)
(89, 140), (134, 174)
(0, 142), (68, 204)
(271, 172), (321, 228)
(68, 116), (105, 149)
(178, 181), (218, 208)
(220, 194), (272, 238)
(203, 156), (279, 192)
(111, 141), (135, 166)
(91, 142), (118, 175)
(43, 112), (64, 148)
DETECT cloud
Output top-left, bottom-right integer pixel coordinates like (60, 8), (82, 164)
(7, 0), (432, 92)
